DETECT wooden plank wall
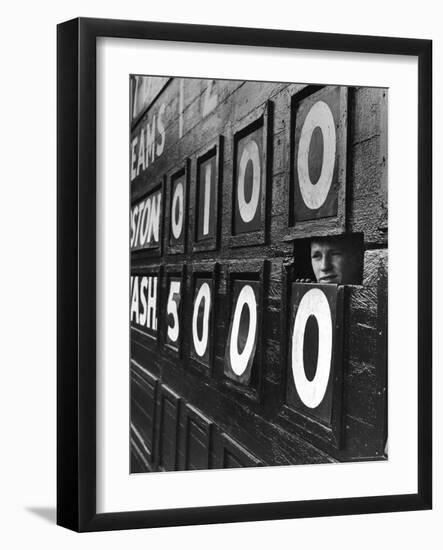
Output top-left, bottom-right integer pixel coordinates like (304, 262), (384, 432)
(130, 77), (388, 471)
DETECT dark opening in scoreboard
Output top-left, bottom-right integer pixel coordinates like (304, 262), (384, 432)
(129, 76), (388, 473)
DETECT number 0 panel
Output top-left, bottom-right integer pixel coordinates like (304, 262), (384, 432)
(187, 262), (219, 377)
(166, 160), (190, 255)
(287, 86), (348, 239)
(229, 102), (273, 248)
(281, 282), (345, 449)
(222, 260), (268, 405)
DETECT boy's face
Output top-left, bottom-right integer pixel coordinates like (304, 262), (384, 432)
(310, 239), (357, 284)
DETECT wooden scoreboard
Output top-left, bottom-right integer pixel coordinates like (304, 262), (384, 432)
(130, 77), (388, 472)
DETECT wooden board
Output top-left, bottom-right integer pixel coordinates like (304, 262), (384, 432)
(130, 362), (158, 470)
(129, 78), (388, 471)
(157, 386), (181, 472)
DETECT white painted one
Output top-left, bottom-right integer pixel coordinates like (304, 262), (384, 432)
(203, 163), (211, 236)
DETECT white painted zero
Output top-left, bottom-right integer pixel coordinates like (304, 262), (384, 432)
(192, 283), (211, 357)
(229, 285), (257, 376)
(237, 140), (261, 223)
(297, 100), (336, 210)
(171, 181), (184, 239)
(291, 288), (333, 408)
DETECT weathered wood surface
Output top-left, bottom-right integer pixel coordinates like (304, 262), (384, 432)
(129, 78), (388, 471)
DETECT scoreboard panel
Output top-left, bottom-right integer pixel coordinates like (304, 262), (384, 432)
(130, 77), (388, 471)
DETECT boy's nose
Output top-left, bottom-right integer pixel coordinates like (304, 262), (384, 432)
(321, 255), (332, 271)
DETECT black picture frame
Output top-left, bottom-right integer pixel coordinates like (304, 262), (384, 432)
(57, 17), (432, 532)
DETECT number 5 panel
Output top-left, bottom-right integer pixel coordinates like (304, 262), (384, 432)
(163, 266), (186, 356)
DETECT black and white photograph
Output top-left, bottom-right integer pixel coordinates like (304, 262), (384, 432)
(129, 75), (388, 472)
(0, 0), (437, 543)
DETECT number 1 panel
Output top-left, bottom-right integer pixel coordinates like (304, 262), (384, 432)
(192, 137), (223, 253)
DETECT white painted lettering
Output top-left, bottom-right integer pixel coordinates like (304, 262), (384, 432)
(147, 276), (158, 330)
(146, 116), (156, 166)
(130, 191), (161, 250)
(131, 137), (138, 181)
(134, 201), (144, 248)
(130, 209), (136, 248)
(136, 129), (145, 176)
(130, 276), (139, 324)
(156, 103), (166, 156)
(139, 198), (151, 246)
(139, 277), (148, 326)
(148, 192), (161, 244)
